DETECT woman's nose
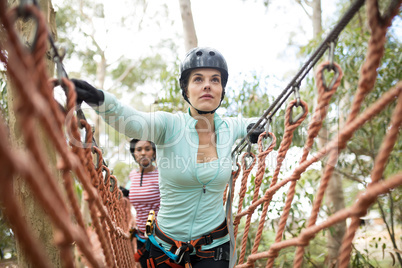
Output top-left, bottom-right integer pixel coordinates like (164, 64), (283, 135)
(203, 81), (211, 90)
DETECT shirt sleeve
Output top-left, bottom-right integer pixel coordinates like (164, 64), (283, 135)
(93, 90), (169, 144)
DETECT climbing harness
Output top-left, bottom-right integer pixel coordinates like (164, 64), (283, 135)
(147, 219), (229, 268)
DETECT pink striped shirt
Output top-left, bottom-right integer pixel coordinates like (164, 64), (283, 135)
(129, 169), (160, 237)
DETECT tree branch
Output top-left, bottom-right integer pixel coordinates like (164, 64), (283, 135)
(295, 0), (312, 19)
(376, 196), (402, 266)
(107, 64), (138, 91)
(333, 168), (364, 184)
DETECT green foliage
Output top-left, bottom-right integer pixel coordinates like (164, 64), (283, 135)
(154, 56), (186, 113)
(223, 72), (271, 117)
(0, 210), (16, 260)
(0, 78), (8, 125)
(235, 219), (276, 267)
(112, 161), (132, 187)
(54, 0), (180, 168)
(110, 54), (168, 88)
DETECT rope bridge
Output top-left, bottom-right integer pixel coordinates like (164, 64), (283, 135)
(0, 0), (401, 268)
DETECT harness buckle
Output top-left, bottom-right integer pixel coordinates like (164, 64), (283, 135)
(214, 247), (223, 261)
(203, 234), (213, 245)
(175, 243), (193, 264)
(213, 246), (230, 261)
(175, 248), (185, 264)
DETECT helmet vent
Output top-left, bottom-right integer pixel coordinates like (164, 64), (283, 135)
(196, 51), (203, 56)
(209, 51), (215, 56)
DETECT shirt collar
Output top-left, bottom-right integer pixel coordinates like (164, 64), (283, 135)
(186, 108), (225, 130)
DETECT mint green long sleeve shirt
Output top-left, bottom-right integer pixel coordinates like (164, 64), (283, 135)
(95, 91), (250, 250)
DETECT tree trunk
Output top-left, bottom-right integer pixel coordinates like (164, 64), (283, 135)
(311, 0), (322, 37)
(319, 126), (347, 267)
(325, 172), (347, 267)
(178, 0), (198, 51)
(7, 0), (62, 267)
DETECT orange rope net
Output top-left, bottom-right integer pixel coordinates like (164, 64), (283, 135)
(231, 0), (402, 267)
(0, 0), (401, 267)
(0, 2), (135, 267)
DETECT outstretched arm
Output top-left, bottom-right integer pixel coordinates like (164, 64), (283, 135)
(72, 79), (167, 144)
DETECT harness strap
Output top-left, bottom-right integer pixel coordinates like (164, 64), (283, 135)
(135, 233), (147, 244)
(155, 219), (228, 248)
(148, 234), (179, 263)
(134, 231), (149, 262)
(150, 219), (229, 267)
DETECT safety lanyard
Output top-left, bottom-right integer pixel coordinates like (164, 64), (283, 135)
(148, 234), (179, 262)
(135, 233), (147, 244)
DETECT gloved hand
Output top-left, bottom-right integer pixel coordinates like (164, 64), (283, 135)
(71, 79), (105, 106)
(247, 123), (265, 144)
(119, 186), (129, 198)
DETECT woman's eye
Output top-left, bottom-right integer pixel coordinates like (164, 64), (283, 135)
(194, 77), (202, 82)
(212, 78), (220, 83)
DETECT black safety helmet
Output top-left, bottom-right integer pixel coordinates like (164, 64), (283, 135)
(129, 139), (156, 162)
(179, 47), (228, 114)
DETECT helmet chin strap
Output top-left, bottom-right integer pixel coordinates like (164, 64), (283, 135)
(184, 90), (224, 115)
(190, 102), (221, 114)
(186, 98), (222, 114)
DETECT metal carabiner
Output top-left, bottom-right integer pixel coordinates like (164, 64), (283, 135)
(261, 131), (274, 152)
(321, 63), (340, 92)
(53, 51), (68, 88)
(243, 140), (255, 170)
(243, 152), (255, 170)
(293, 84), (301, 107)
(289, 101), (307, 125)
(321, 41), (340, 91)
(246, 138), (252, 154)
(264, 118), (272, 137)
(328, 41), (335, 69)
(231, 152), (239, 172)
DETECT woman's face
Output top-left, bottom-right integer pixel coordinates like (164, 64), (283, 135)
(186, 68), (223, 112)
(133, 141), (155, 168)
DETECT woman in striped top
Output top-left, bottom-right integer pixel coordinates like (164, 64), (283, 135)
(129, 139), (160, 268)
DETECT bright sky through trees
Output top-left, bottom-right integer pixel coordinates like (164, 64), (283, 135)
(54, 0), (339, 90)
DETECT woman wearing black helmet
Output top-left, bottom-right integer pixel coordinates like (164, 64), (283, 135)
(128, 139), (160, 268)
(72, 47), (261, 268)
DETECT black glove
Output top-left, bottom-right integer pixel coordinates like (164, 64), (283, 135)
(247, 123), (265, 144)
(119, 186), (129, 198)
(71, 79), (105, 106)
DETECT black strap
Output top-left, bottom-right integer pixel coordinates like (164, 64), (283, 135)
(155, 219), (228, 248)
(154, 219), (229, 263)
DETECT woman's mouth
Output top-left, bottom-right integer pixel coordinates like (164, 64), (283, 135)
(200, 94), (213, 99)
